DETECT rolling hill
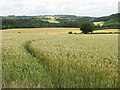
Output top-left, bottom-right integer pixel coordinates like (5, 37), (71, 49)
(2, 13), (119, 29)
(92, 13), (119, 23)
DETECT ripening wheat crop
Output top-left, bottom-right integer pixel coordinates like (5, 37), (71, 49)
(2, 32), (118, 88)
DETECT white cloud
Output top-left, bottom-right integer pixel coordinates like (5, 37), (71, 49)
(0, 0), (119, 17)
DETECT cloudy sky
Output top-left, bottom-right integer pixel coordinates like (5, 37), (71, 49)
(0, 0), (119, 17)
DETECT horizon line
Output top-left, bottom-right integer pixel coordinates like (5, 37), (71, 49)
(1, 13), (119, 17)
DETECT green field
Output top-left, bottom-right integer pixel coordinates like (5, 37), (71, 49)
(2, 28), (118, 88)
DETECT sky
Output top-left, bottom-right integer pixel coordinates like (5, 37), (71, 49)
(0, 0), (119, 17)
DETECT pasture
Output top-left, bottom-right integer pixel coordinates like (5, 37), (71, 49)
(2, 28), (119, 88)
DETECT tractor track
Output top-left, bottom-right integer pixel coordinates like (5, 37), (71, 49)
(23, 39), (61, 88)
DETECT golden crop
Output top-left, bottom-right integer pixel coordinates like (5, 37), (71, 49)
(2, 28), (119, 88)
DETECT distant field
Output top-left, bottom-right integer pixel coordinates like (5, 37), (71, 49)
(42, 20), (59, 23)
(2, 28), (80, 33)
(42, 16), (60, 23)
(47, 20), (59, 23)
(2, 28), (118, 34)
(93, 22), (105, 26)
(94, 29), (118, 32)
(93, 29), (118, 33)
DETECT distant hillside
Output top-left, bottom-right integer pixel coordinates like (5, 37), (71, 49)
(2, 13), (119, 29)
(3, 15), (95, 23)
(54, 15), (95, 22)
(93, 13), (119, 23)
(3, 13), (119, 23)
(54, 15), (78, 18)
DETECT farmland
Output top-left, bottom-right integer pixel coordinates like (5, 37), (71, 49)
(2, 28), (119, 88)
(93, 22), (105, 26)
(2, 28), (80, 34)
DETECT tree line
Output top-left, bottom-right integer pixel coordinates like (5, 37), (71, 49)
(2, 18), (119, 29)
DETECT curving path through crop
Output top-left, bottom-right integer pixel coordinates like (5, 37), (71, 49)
(23, 40), (61, 88)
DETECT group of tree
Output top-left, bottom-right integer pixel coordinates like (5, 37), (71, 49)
(2, 18), (96, 34)
(3, 18), (119, 34)
(2, 18), (88, 29)
(2, 13), (120, 34)
(93, 13), (119, 23)
(48, 21), (85, 28)
(80, 22), (95, 34)
(102, 23), (120, 29)
(2, 18), (49, 29)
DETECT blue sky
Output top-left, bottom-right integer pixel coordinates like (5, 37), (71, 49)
(0, 0), (119, 17)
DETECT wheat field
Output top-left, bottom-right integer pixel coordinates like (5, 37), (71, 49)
(3, 28), (118, 34)
(2, 28), (80, 34)
(93, 29), (118, 33)
(2, 28), (119, 88)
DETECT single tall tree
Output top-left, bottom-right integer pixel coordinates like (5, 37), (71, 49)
(80, 22), (95, 34)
